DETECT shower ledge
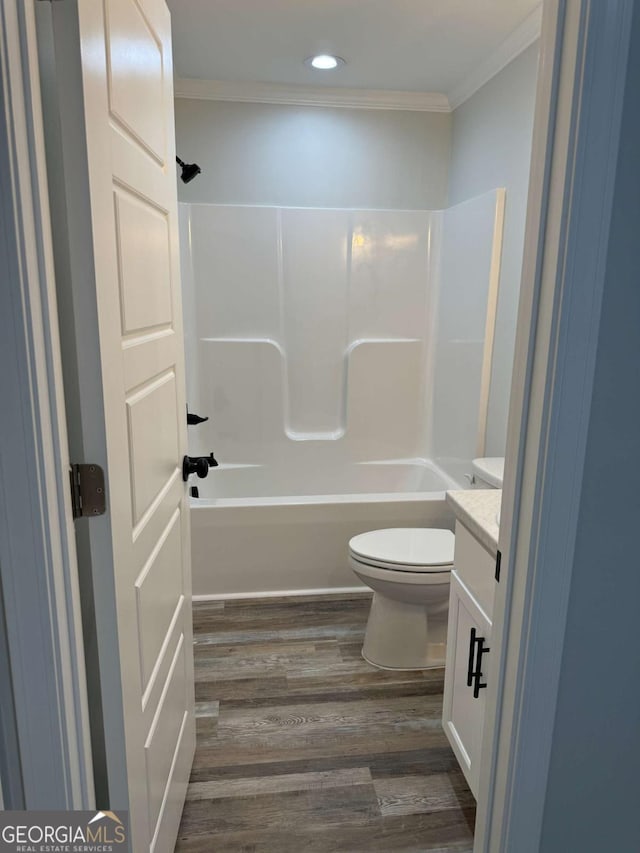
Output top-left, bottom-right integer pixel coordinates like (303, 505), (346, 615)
(285, 428), (345, 441)
(345, 337), (422, 355)
(201, 336), (285, 351)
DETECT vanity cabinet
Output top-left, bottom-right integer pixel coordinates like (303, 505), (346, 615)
(442, 522), (496, 798)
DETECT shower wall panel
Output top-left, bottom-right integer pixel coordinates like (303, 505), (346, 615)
(348, 210), (432, 341)
(281, 209), (350, 439)
(431, 190), (505, 481)
(190, 205), (281, 340)
(181, 195), (503, 481)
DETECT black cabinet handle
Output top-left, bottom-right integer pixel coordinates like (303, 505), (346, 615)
(467, 627), (478, 687)
(472, 636), (490, 698)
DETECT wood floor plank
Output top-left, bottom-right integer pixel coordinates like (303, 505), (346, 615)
(178, 594), (475, 851)
(179, 784), (380, 836)
(193, 599), (371, 630)
(194, 700), (219, 718)
(189, 746), (461, 784)
(193, 622), (366, 647)
(194, 696), (448, 769)
(195, 716), (218, 747)
(186, 767), (373, 801)
(215, 693), (445, 740)
(286, 659), (445, 688)
(190, 729), (452, 772)
(194, 638), (337, 662)
(194, 640), (342, 682)
(176, 808), (475, 852)
(217, 678), (446, 710)
(374, 772), (476, 817)
(222, 595), (372, 613)
(222, 591), (372, 607)
(195, 674), (289, 703)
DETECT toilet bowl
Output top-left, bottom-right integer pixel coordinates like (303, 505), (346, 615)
(349, 528), (455, 670)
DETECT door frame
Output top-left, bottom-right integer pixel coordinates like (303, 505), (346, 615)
(477, 1), (635, 849)
(0, 0), (93, 809)
(1, 0), (635, 844)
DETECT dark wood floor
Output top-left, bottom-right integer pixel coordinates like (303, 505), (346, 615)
(176, 594), (475, 852)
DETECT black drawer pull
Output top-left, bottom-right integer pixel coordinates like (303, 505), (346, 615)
(472, 636), (490, 698)
(467, 627), (477, 687)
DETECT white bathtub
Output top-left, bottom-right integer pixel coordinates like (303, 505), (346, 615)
(190, 460), (459, 598)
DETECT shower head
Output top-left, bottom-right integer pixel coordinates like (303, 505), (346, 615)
(176, 155), (201, 184)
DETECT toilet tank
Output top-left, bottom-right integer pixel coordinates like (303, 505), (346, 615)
(472, 457), (504, 489)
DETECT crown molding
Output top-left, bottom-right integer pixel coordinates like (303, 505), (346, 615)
(448, 5), (543, 110)
(175, 7), (542, 115)
(174, 78), (451, 112)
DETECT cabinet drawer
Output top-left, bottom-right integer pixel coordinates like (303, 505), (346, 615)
(442, 571), (492, 799)
(454, 521), (496, 620)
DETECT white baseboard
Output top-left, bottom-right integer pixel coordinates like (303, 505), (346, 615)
(192, 586), (368, 603)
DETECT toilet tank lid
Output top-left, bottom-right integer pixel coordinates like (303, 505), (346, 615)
(472, 457), (505, 488)
(349, 528), (455, 567)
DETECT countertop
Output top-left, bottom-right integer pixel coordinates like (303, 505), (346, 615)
(446, 489), (501, 556)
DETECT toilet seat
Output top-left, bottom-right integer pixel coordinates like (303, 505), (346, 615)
(349, 556), (451, 586)
(349, 528), (454, 573)
(350, 554), (452, 574)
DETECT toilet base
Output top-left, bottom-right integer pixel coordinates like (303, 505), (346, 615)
(361, 592), (447, 670)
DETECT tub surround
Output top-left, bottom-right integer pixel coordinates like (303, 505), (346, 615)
(181, 194), (504, 492)
(181, 195), (505, 598)
(446, 489), (501, 557)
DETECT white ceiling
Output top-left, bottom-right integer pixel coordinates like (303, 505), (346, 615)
(167, 0), (540, 96)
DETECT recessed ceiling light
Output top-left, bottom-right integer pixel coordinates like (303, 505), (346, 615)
(306, 54), (345, 71)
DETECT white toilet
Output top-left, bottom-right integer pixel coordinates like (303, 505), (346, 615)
(472, 456), (505, 489)
(349, 528), (455, 670)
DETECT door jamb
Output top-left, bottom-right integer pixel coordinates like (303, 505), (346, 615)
(476, 1), (635, 849)
(0, 0), (94, 809)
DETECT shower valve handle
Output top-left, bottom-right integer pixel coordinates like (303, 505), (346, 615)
(182, 453), (218, 482)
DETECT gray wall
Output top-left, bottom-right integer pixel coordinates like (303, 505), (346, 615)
(448, 44), (539, 456)
(174, 99), (451, 209)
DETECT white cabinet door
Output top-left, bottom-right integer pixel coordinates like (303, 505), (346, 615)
(442, 570), (492, 798)
(48, 1), (195, 850)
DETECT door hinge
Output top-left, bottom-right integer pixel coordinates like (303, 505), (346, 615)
(69, 464), (106, 520)
(495, 549), (502, 583)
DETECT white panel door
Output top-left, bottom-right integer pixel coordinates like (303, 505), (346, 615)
(72, 1), (194, 849)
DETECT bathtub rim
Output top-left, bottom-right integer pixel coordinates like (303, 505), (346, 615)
(190, 488), (455, 509)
